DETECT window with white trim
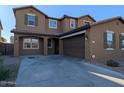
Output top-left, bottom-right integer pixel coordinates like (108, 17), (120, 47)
(48, 39), (52, 48)
(23, 38), (39, 49)
(49, 19), (57, 28)
(120, 33), (124, 50)
(27, 14), (36, 26)
(70, 19), (76, 28)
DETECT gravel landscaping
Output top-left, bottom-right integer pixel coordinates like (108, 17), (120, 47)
(87, 60), (124, 75)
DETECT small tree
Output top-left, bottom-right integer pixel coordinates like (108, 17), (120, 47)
(0, 37), (7, 43)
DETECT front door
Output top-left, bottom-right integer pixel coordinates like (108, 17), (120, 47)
(55, 39), (59, 54)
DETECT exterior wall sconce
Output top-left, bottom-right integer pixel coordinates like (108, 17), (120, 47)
(92, 40), (95, 44)
(85, 35), (88, 40)
(15, 38), (17, 42)
(92, 55), (95, 59)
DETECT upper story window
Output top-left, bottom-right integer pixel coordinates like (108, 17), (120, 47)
(70, 19), (76, 28)
(49, 19), (57, 29)
(120, 33), (124, 50)
(27, 14), (36, 26)
(25, 13), (38, 27)
(104, 31), (115, 50)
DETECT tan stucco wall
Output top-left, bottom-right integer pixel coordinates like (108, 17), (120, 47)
(48, 38), (55, 54)
(59, 39), (63, 54)
(14, 7), (96, 57)
(14, 34), (19, 56)
(60, 18), (77, 32)
(85, 29), (91, 60)
(19, 37), (44, 56)
(60, 16), (94, 32)
(15, 7), (95, 34)
(45, 18), (61, 34)
(15, 7), (46, 33)
(13, 33), (59, 56)
(87, 19), (124, 61)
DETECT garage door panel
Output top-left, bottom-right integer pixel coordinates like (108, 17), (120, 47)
(63, 34), (85, 58)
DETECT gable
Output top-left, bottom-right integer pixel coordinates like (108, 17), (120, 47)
(79, 15), (96, 22)
(14, 7), (47, 19)
(90, 19), (124, 40)
(13, 6), (47, 17)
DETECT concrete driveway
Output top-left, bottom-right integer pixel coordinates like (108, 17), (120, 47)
(16, 55), (124, 87)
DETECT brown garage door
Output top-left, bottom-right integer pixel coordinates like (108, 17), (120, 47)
(63, 34), (85, 58)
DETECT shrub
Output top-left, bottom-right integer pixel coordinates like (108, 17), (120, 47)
(0, 58), (3, 62)
(106, 59), (119, 67)
(0, 67), (9, 80)
(0, 52), (2, 56)
(0, 58), (10, 80)
(0, 58), (3, 68)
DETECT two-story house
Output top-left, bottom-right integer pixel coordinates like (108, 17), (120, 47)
(11, 6), (124, 61)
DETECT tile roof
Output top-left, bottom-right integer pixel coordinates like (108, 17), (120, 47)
(91, 16), (124, 27)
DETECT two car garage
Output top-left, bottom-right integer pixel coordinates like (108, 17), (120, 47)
(62, 34), (85, 58)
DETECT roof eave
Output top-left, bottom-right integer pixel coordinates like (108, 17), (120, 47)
(91, 16), (124, 27)
(79, 14), (96, 22)
(11, 29), (59, 37)
(13, 5), (48, 17)
(59, 24), (90, 37)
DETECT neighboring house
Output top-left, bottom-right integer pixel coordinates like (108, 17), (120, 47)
(0, 20), (4, 43)
(10, 36), (14, 44)
(0, 20), (2, 37)
(11, 6), (124, 61)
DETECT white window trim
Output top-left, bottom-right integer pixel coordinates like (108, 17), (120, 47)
(106, 30), (115, 33)
(23, 38), (39, 49)
(27, 25), (36, 27)
(70, 19), (76, 28)
(121, 48), (124, 50)
(27, 13), (36, 16)
(27, 13), (36, 27)
(105, 48), (114, 50)
(49, 19), (57, 29)
(48, 39), (53, 48)
(121, 33), (124, 36)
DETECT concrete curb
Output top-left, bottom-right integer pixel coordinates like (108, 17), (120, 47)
(82, 62), (124, 78)
(0, 81), (16, 87)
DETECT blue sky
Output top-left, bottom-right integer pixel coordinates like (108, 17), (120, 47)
(0, 5), (124, 42)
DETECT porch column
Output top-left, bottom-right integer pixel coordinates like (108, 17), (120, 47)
(14, 35), (19, 56)
(59, 39), (63, 54)
(43, 37), (48, 56)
